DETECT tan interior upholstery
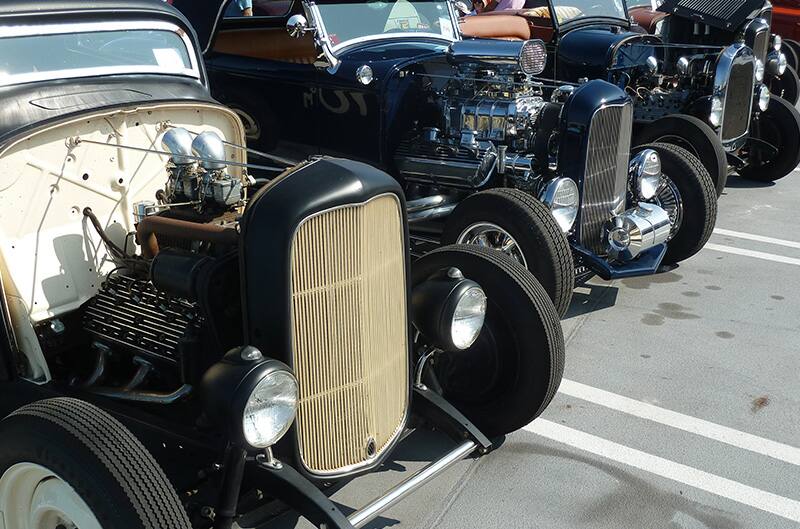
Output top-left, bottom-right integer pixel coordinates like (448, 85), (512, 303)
(629, 6), (669, 34)
(460, 11), (554, 42)
(214, 28), (317, 64)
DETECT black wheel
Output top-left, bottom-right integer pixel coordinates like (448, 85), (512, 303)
(412, 245), (564, 437)
(634, 143), (717, 265)
(740, 95), (800, 182)
(634, 114), (728, 197)
(783, 39), (800, 71)
(0, 398), (190, 529)
(768, 64), (800, 106)
(441, 188), (575, 317)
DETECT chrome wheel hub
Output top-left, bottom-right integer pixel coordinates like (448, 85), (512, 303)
(456, 222), (527, 268)
(653, 178), (683, 240)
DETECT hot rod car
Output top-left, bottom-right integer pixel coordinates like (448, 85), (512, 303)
(460, 0), (800, 188)
(173, 0), (718, 317)
(0, 2), (565, 528)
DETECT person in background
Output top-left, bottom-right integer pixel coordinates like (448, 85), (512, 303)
(471, 0), (525, 13)
(227, 0), (253, 16)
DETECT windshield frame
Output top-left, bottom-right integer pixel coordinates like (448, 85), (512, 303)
(548, 0), (631, 30)
(306, 0), (460, 56)
(0, 20), (202, 88)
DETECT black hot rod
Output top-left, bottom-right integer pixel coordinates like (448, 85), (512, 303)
(174, 0), (718, 317)
(0, 1), (564, 528)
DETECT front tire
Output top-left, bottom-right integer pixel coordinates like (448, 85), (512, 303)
(412, 245), (565, 437)
(635, 143), (717, 265)
(740, 95), (800, 182)
(442, 188), (575, 317)
(0, 398), (190, 529)
(634, 114), (728, 197)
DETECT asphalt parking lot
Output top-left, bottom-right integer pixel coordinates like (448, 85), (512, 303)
(266, 168), (800, 529)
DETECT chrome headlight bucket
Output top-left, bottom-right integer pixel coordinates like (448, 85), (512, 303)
(412, 268), (487, 351)
(201, 347), (299, 450)
(540, 177), (579, 233)
(628, 149), (662, 201)
(755, 59), (766, 82)
(757, 84), (771, 111)
(709, 95), (724, 128)
(767, 50), (787, 76)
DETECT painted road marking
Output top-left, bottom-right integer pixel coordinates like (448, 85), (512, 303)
(524, 420), (800, 523)
(559, 379), (800, 466)
(705, 243), (800, 266)
(713, 228), (800, 250)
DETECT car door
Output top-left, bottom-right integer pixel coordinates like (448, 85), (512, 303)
(201, 0), (321, 162)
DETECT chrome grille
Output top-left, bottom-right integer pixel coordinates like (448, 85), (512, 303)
(721, 56), (755, 142)
(290, 194), (409, 476)
(579, 103), (633, 254)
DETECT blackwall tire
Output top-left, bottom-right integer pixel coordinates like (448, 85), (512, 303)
(634, 115), (728, 197)
(412, 245), (564, 437)
(768, 64), (800, 106)
(441, 188), (575, 317)
(740, 95), (800, 182)
(0, 398), (190, 529)
(783, 39), (800, 72)
(634, 143), (717, 265)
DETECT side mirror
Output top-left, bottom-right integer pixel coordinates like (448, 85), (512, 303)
(286, 14), (310, 38)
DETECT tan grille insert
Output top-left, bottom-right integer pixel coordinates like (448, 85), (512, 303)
(290, 194), (409, 476)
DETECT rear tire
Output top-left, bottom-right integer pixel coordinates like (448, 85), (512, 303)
(634, 114), (728, 197)
(634, 143), (717, 265)
(768, 64), (800, 106)
(442, 188), (575, 317)
(412, 245), (564, 437)
(0, 398), (190, 529)
(740, 95), (800, 182)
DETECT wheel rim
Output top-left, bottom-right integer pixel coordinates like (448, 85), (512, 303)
(0, 462), (103, 529)
(653, 177), (683, 240)
(455, 223), (527, 268)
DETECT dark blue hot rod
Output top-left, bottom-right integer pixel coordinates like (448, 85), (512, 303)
(175, 0), (718, 316)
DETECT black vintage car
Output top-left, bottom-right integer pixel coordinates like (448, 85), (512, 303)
(461, 0), (800, 189)
(174, 0), (718, 317)
(0, 2), (564, 528)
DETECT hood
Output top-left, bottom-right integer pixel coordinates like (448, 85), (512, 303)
(657, 0), (764, 30)
(171, 0), (228, 54)
(556, 26), (656, 82)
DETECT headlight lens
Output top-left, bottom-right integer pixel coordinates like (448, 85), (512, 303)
(630, 149), (662, 200)
(755, 59), (765, 82)
(451, 286), (487, 350)
(540, 177), (579, 233)
(709, 96), (723, 128)
(758, 84), (771, 111)
(774, 35), (783, 52)
(243, 370), (299, 448)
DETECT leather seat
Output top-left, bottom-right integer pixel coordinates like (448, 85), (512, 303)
(460, 10), (555, 42)
(213, 28), (317, 64)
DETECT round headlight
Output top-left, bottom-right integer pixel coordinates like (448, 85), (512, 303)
(758, 84), (771, 112)
(243, 370), (299, 448)
(450, 286), (487, 350)
(676, 56), (690, 76)
(774, 34), (783, 52)
(709, 96), (723, 128)
(755, 59), (765, 82)
(540, 177), (579, 233)
(630, 149), (662, 200)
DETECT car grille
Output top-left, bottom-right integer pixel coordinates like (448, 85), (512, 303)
(721, 55), (755, 143)
(290, 194), (409, 476)
(579, 103), (633, 254)
(752, 28), (770, 63)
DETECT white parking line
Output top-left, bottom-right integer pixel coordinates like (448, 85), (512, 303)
(705, 243), (800, 266)
(559, 379), (800, 466)
(714, 228), (800, 250)
(524, 420), (800, 523)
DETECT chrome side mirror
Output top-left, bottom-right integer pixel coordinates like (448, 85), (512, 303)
(287, 14), (310, 38)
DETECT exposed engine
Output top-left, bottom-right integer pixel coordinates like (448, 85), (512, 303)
(39, 128), (248, 402)
(395, 62), (559, 195)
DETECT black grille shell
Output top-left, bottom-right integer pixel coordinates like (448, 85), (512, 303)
(578, 103), (633, 254)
